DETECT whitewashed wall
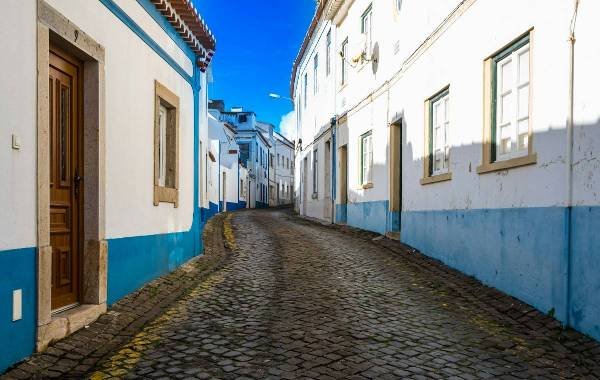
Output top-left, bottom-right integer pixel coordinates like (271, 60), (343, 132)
(46, 0), (197, 238)
(294, 0), (596, 218)
(0, 0), (37, 251)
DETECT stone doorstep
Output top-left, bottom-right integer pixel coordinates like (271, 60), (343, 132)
(385, 231), (400, 241)
(37, 303), (107, 352)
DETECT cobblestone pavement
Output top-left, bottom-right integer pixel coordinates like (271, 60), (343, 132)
(5, 209), (600, 379)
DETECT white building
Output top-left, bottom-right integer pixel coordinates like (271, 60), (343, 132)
(273, 132), (295, 206)
(215, 105), (272, 209)
(208, 109), (248, 213)
(0, 0), (215, 371)
(292, 0), (600, 342)
(256, 122), (295, 207)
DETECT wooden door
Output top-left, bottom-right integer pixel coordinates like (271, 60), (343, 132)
(49, 49), (82, 311)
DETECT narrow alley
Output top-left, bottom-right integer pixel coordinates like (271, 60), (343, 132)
(5, 209), (599, 379)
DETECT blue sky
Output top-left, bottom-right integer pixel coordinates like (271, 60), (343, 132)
(193, 0), (315, 138)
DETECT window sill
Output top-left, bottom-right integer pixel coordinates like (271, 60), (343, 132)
(420, 172), (452, 186)
(477, 153), (537, 174)
(362, 183), (374, 190)
(154, 186), (179, 207)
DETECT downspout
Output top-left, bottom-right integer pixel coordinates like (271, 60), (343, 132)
(565, 0), (579, 328)
(331, 116), (337, 223)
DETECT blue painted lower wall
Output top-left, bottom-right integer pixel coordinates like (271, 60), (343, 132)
(201, 202), (219, 223)
(399, 206), (600, 342)
(256, 201), (268, 209)
(570, 206), (600, 341)
(0, 248), (36, 373)
(226, 201), (246, 211)
(107, 217), (200, 305)
(346, 200), (389, 234)
(335, 204), (347, 224)
(401, 207), (569, 322)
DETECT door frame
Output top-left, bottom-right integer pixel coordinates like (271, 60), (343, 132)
(388, 118), (402, 237)
(36, 0), (107, 351)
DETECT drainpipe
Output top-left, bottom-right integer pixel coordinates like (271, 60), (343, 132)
(331, 116), (337, 223)
(565, 0), (579, 328)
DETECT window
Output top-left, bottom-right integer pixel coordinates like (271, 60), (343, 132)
(495, 38), (530, 161)
(431, 89), (450, 175)
(360, 131), (373, 187)
(361, 5), (373, 57)
(422, 88), (452, 185)
(304, 73), (308, 107)
(277, 153), (280, 166)
(341, 38), (349, 86)
(255, 143), (258, 162)
(154, 81), (179, 207)
(326, 30), (332, 76)
(239, 143), (249, 167)
(270, 153), (274, 168)
(238, 114), (247, 123)
(313, 54), (319, 94)
(478, 32), (536, 174)
(287, 158), (289, 169)
(312, 149), (318, 196)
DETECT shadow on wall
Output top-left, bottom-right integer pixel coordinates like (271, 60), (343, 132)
(356, 116), (600, 343)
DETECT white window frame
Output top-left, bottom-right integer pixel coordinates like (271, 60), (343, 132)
(431, 91), (450, 175)
(495, 39), (530, 162)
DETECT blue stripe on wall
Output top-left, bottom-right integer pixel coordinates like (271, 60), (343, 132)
(335, 204), (347, 224)
(0, 248), (36, 373)
(346, 200), (389, 234)
(226, 201), (247, 211)
(570, 206), (600, 341)
(401, 207), (570, 323)
(107, 218), (199, 305)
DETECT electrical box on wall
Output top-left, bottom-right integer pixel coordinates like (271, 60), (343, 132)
(13, 289), (22, 321)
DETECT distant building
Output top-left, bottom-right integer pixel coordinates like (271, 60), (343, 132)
(292, 0), (600, 342)
(208, 110), (248, 214)
(215, 106), (272, 208)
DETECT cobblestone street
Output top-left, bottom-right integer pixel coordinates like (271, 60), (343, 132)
(4, 209), (600, 379)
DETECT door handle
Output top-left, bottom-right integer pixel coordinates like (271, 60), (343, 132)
(74, 171), (82, 197)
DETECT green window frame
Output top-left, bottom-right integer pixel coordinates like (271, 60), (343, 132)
(360, 131), (373, 186)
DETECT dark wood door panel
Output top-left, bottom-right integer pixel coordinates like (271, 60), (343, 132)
(49, 48), (82, 311)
